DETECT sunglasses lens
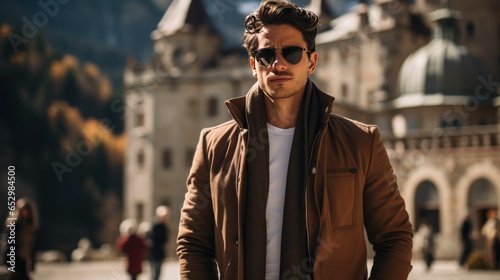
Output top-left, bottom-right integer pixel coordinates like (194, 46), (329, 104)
(256, 49), (275, 66)
(282, 47), (303, 64)
(254, 47), (306, 66)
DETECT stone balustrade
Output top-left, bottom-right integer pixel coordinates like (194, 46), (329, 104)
(383, 125), (500, 151)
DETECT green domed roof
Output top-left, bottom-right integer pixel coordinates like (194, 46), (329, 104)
(397, 5), (489, 104)
(399, 39), (487, 96)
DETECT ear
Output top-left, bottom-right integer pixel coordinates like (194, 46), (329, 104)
(250, 57), (257, 78)
(307, 52), (318, 75)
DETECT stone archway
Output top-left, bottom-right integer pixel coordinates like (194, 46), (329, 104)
(468, 179), (497, 231)
(456, 161), (500, 231)
(414, 180), (440, 233)
(456, 161), (500, 252)
(401, 165), (451, 236)
(401, 165), (453, 258)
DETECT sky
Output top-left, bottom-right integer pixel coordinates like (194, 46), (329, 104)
(199, 0), (361, 50)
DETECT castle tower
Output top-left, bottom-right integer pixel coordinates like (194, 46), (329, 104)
(151, 0), (221, 76)
(123, 0), (255, 256)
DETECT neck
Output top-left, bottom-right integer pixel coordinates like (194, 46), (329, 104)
(264, 89), (305, 129)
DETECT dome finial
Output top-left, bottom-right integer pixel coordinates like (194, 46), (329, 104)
(428, 0), (461, 42)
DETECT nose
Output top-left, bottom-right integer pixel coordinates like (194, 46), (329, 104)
(272, 51), (288, 71)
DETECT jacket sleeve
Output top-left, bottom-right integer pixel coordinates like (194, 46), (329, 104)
(177, 130), (218, 280)
(363, 127), (413, 279)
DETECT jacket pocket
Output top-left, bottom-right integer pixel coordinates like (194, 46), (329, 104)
(325, 168), (357, 230)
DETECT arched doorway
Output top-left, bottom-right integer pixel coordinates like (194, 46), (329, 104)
(467, 178), (497, 231)
(414, 180), (441, 233)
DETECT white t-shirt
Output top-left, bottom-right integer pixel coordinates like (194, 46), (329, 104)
(265, 123), (295, 280)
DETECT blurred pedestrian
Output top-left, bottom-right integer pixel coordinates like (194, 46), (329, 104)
(481, 209), (500, 269)
(459, 213), (473, 267)
(116, 219), (148, 280)
(149, 206), (170, 280)
(415, 220), (435, 271)
(1, 198), (38, 280)
(138, 221), (151, 241)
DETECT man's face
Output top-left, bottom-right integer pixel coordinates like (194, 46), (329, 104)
(250, 24), (317, 99)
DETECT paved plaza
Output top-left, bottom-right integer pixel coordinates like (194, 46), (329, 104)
(1, 258), (499, 279)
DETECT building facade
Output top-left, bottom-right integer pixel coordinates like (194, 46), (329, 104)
(124, 0), (500, 259)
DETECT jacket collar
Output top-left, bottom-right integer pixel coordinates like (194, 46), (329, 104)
(225, 79), (335, 129)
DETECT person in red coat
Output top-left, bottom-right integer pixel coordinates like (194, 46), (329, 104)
(116, 219), (148, 280)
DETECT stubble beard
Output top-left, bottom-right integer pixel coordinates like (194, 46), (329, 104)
(264, 73), (299, 100)
(264, 88), (300, 100)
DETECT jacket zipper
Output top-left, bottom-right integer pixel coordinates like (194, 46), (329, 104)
(305, 128), (325, 278)
(224, 247), (237, 280)
(308, 129), (323, 170)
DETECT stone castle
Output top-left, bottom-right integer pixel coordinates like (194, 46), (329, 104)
(123, 0), (500, 259)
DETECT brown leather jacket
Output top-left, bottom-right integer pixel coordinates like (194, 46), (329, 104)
(177, 81), (413, 279)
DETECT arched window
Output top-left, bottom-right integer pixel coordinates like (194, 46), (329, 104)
(135, 102), (145, 127)
(415, 180), (441, 232)
(135, 202), (144, 221)
(207, 97), (218, 117)
(341, 83), (348, 98)
(162, 148), (172, 169)
(187, 98), (199, 118)
(440, 115), (462, 129)
(137, 149), (145, 168)
(466, 21), (475, 38)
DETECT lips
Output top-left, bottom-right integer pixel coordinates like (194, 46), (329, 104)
(269, 76), (292, 83)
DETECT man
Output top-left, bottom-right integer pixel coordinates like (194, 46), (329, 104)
(415, 220), (434, 271)
(177, 1), (413, 279)
(459, 213), (473, 267)
(2, 199), (38, 280)
(481, 209), (500, 269)
(150, 206), (170, 280)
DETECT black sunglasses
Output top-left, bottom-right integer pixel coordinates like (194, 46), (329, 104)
(252, 46), (310, 66)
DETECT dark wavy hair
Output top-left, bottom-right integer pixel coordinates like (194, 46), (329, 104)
(242, 0), (319, 56)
